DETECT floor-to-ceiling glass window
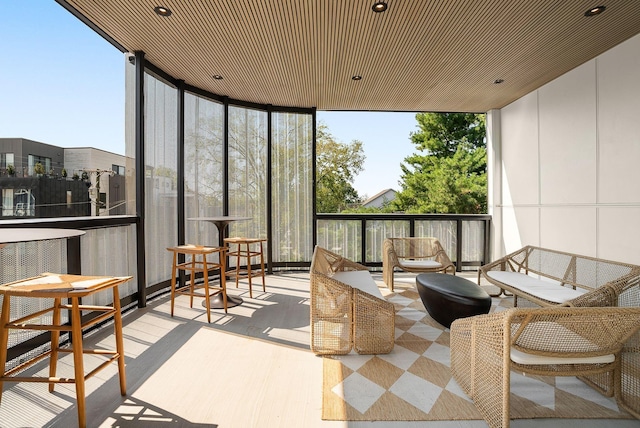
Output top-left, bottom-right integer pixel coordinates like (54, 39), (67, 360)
(184, 93), (224, 245)
(271, 112), (313, 263)
(144, 73), (178, 285)
(228, 106), (268, 241)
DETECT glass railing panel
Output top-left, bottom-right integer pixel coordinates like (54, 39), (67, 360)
(415, 220), (457, 262)
(80, 224), (138, 306)
(317, 219), (362, 262)
(365, 220), (410, 263)
(0, 238), (68, 370)
(462, 220), (486, 269)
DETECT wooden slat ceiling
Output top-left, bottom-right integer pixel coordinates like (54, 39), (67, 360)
(61, 0), (640, 112)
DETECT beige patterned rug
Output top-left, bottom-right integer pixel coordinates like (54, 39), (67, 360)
(322, 285), (633, 422)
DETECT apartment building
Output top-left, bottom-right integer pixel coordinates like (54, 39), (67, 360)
(0, 138), (126, 217)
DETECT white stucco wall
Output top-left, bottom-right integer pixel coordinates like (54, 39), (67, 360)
(490, 33), (640, 265)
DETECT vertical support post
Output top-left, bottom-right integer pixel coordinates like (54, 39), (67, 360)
(311, 107), (317, 249)
(66, 235), (82, 275)
(177, 80), (186, 286)
(486, 109), (501, 262)
(360, 218), (367, 264)
(134, 50), (148, 308)
(456, 219), (463, 272)
(223, 97), (230, 217)
(266, 105), (273, 274)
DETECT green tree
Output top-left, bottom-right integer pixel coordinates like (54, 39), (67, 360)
(316, 123), (365, 213)
(392, 113), (487, 214)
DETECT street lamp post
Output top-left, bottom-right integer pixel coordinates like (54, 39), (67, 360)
(83, 168), (115, 216)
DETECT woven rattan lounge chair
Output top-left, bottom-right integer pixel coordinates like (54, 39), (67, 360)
(450, 307), (640, 428)
(310, 246), (394, 355)
(383, 237), (455, 291)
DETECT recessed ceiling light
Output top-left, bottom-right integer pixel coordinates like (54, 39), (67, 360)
(213, 75), (223, 80)
(494, 79), (504, 84)
(352, 75), (362, 81)
(372, 2), (388, 13)
(584, 5), (606, 17)
(154, 6), (172, 17)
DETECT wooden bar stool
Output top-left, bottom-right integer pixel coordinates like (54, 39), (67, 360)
(223, 237), (267, 298)
(167, 244), (227, 322)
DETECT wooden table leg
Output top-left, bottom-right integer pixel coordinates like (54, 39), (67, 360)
(70, 297), (87, 428)
(0, 295), (11, 407)
(112, 286), (127, 396)
(48, 297), (62, 393)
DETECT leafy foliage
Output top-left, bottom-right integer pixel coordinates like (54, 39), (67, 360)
(392, 113), (487, 214)
(34, 162), (45, 175)
(316, 123), (365, 213)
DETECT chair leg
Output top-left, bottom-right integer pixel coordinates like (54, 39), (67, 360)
(259, 241), (266, 292)
(235, 243), (241, 289)
(189, 255), (196, 308)
(247, 243), (253, 298)
(170, 252), (177, 316)
(203, 253), (211, 323)
(220, 251), (228, 313)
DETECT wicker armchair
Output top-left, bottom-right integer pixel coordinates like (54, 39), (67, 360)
(310, 246), (394, 355)
(450, 307), (640, 428)
(383, 237), (455, 291)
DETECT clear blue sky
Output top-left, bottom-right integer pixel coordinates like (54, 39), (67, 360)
(1, 1), (421, 198)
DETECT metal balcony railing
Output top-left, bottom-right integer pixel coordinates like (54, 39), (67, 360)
(315, 213), (491, 272)
(0, 212), (491, 368)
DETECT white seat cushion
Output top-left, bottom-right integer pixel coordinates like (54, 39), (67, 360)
(511, 348), (614, 365)
(399, 259), (442, 269)
(332, 271), (383, 299)
(510, 320), (614, 365)
(487, 271), (587, 304)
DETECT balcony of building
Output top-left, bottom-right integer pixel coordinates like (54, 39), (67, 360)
(1, 1), (640, 427)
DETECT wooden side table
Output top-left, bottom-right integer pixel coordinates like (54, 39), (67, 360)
(0, 273), (132, 428)
(167, 244), (228, 322)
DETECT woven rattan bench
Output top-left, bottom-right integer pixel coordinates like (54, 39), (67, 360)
(310, 246), (394, 355)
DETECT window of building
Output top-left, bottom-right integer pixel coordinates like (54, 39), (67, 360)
(2, 189), (14, 216)
(14, 189), (35, 216)
(1, 153), (14, 168)
(1, 189), (35, 217)
(112, 164), (125, 175)
(28, 154), (51, 176)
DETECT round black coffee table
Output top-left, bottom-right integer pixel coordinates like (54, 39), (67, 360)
(416, 273), (491, 328)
